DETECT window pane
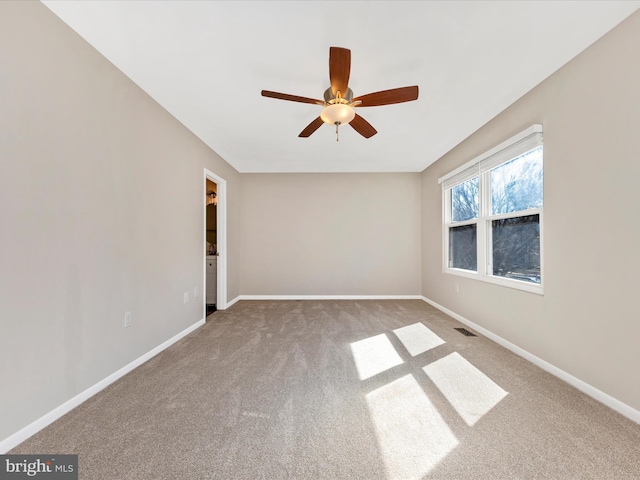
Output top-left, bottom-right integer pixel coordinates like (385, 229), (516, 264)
(492, 214), (540, 284)
(451, 177), (478, 222)
(449, 224), (477, 271)
(491, 146), (543, 215)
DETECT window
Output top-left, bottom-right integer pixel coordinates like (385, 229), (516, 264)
(440, 125), (543, 294)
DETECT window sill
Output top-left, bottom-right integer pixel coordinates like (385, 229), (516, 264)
(445, 268), (543, 295)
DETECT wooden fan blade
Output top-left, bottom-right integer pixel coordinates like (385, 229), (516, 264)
(349, 113), (377, 138)
(353, 86), (419, 107)
(299, 117), (325, 138)
(329, 47), (351, 98)
(261, 90), (322, 105)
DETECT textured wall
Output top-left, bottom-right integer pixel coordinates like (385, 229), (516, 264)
(421, 10), (640, 411)
(0, 1), (240, 442)
(239, 173), (422, 296)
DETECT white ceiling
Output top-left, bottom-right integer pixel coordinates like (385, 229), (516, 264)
(42, 1), (639, 173)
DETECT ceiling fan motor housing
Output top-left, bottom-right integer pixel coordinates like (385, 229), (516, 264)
(324, 87), (354, 104)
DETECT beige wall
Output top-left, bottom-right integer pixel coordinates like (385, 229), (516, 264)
(0, 1), (240, 442)
(239, 173), (422, 296)
(421, 11), (640, 410)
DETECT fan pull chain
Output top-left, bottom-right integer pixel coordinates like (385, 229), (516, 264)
(335, 123), (339, 142)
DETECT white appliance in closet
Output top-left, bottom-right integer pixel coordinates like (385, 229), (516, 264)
(206, 256), (217, 305)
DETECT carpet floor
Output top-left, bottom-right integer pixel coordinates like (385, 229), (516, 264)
(11, 300), (640, 479)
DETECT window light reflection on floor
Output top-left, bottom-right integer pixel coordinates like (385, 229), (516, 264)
(393, 322), (445, 356)
(423, 352), (508, 426)
(366, 374), (459, 480)
(350, 334), (403, 380)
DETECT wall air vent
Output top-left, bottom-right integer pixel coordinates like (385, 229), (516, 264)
(454, 327), (477, 337)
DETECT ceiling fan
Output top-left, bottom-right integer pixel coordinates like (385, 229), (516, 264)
(261, 47), (419, 140)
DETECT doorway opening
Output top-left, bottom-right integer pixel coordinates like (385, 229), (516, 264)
(205, 178), (217, 316)
(204, 169), (227, 319)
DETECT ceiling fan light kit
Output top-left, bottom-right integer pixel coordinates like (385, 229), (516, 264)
(320, 104), (355, 126)
(261, 46), (418, 141)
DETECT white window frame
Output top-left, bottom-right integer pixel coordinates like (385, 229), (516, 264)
(439, 125), (544, 295)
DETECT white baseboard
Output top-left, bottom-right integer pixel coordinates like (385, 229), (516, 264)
(0, 318), (206, 454)
(224, 294), (420, 309)
(421, 296), (640, 425)
(225, 295), (241, 309)
(233, 294), (423, 301)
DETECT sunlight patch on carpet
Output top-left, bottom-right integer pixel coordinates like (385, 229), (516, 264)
(366, 374), (459, 479)
(350, 334), (403, 380)
(393, 322), (445, 356)
(423, 352), (508, 426)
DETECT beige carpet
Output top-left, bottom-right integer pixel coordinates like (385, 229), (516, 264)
(11, 300), (640, 479)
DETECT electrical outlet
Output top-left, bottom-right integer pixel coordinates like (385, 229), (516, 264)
(455, 283), (459, 294)
(184, 292), (189, 304)
(193, 286), (198, 298)
(124, 311), (132, 328)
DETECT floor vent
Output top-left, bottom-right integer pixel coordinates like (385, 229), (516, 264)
(454, 327), (477, 337)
